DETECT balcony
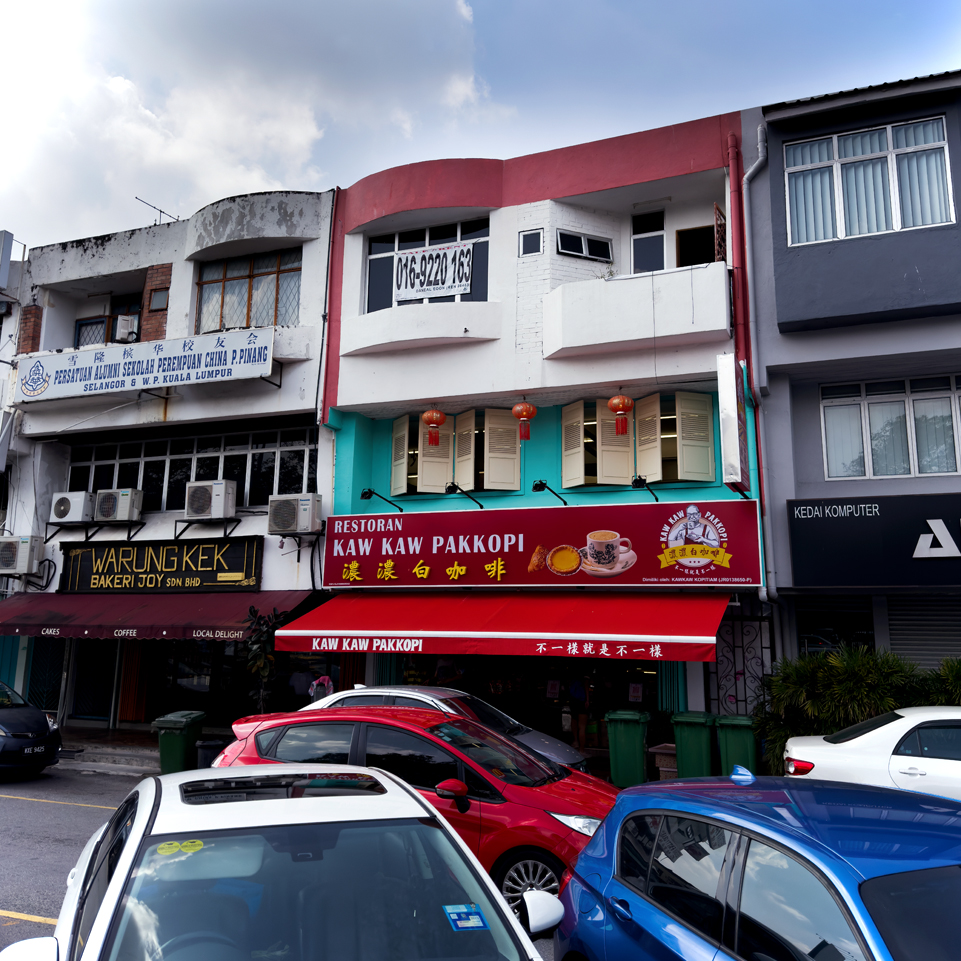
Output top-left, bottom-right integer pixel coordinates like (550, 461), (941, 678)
(542, 261), (730, 359)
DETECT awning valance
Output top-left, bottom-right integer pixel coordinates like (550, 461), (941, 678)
(276, 591), (729, 661)
(0, 590), (314, 641)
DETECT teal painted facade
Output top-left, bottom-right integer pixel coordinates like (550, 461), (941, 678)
(0, 636), (20, 689)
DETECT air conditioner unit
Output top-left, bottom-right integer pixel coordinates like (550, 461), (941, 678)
(268, 494), (323, 534)
(114, 314), (139, 343)
(50, 491), (96, 524)
(95, 488), (143, 522)
(0, 536), (41, 575)
(185, 480), (236, 520)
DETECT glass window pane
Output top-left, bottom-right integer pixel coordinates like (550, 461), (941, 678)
(894, 118), (945, 148)
(558, 232), (583, 254)
(914, 397), (956, 473)
(429, 223), (458, 245)
(632, 211), (664, 234)
(918, 726), (961, 761)
(252, 253), (278, 274)
(521, 232), (541, 255)
(368, 234), (395, 255)
(586, 237), (612, 260)
(821, 384), (861, 399)
(866, 380), (905, 395)
(367, 256), (394, 313)
(169, 438), (194, 456)
(398, 229), (426, 251)
(738, 841), (866, 961)
(223, 454), (247, 506)
(92, 463), (115, 491)
(307, 448), (317, 494)
(249, 451), (275, 505)
(276, 271), (300, 326)
(69, 464), (90, 492)
(76, 320), (106, 347)
(618, 815), (662, 892)
(898, 148), (951, 228)
(71, 446), (93, 463)
(633, 235), (664, 272)
(460, 241), (488, 302)
(251, 431), (277, 449)
(195, 456), (219, 482)
(648, 816), (732, 942)
(365, 726), (458, 789)
(824, 405), (866, 477)
(250, 274), (276, 328)
(141, 460), (166, 512)
(838, 128), (887, 158)
(196, 436), (222, 453)
(278, 449), (305, 495)
(460, 218), (490, 240)
(911, 377), (951, 392)
(118, 442), (142, 459)
(785, 138), (833, 167)
(280, 247), (302, 269)
(94, 445), (117, 461)
(116, 461), (140, 489)
(225, 257), (250, 278)
(143, 440), (168, 458)
(280, 429), (307, 447)
(789, 168), (837, 243)
(200, 261), (224, 282)
(222, 278), (249, 328)
(869, 401), (911, 475)
(198, 283), (222, 333)
(165, 458), (191, 511)
(841, 158), (892, 235)
(274, 723), (353, 763)
(224, 434), (249, 451)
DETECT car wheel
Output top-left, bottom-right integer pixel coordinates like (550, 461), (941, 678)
(494, 849), (564, 919)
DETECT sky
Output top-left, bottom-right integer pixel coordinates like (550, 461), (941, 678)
(3, 0), (961, 250)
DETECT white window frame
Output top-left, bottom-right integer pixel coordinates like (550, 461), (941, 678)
(518, 229), (543, 257)
(820, 376), (961, 480)
(784, 116), (955, 246)
(631, 211), (666, 273)
(555, 229), (613, 262)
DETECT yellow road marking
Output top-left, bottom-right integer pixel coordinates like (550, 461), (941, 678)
(0, 793), (115, 810)
(0, 909), (57, 925)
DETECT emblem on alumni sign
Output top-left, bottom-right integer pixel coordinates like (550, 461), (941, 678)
(20, 360), (50, 397)
(657, 504), (733, 572)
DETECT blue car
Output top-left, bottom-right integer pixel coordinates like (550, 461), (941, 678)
(555, 772), (961, 961)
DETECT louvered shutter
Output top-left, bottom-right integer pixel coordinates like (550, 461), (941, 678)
(634, 393), (662, 483)
(676, 391), (715, 482)
(390, 415), (409, 496)
(561, 400), (585, 488)
(484, 409), (521, 490)
(596, 398), (633, 485)
(416, 416), (454, 493)
(454, 410), (476, 491)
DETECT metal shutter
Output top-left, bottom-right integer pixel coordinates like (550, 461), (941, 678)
(888, 596), (961, 669)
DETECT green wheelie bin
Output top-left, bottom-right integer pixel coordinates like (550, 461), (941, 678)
(717, 714), (757, 775)
(605, 710), (651, 788)
(152, 710), (207, 774)
(671, 711), (717, 778)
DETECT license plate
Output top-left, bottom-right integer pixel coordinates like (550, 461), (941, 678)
(23, 746), (45, 755)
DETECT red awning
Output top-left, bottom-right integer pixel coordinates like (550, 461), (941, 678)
(0, 591), (313, 641)
(276, 592), (729, 661)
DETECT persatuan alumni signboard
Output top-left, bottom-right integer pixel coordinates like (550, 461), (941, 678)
(15, 328), (273, 403)
(59, 537), (263, 593)
(323, 500), (762, 589)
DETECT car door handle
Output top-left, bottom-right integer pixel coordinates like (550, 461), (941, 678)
(608, 897), (632, 922)
(899, 767), (927, 776)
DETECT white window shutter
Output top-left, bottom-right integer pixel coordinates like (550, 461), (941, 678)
(484, 409), (521, 490)
(454, 410), (476, 491)
(561, 400), (585, 488)
(390, 415), (409, 496)
(596, 398), (633, 485)
(416, 416), (454, 493)
(676, 391), (716, 482)
(634, 393), (662, 483)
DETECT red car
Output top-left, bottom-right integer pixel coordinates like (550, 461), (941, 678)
(219, 706), (619, 912)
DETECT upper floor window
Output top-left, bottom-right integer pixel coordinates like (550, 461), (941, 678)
(366, 219), (489, 313)
(632, 211), (665, 272)
(786, 118), (953, 245)
(556, 230), (612, 262)
(74, 293), (142, 348)
(821, 376), (961, 479)
(197, 247), (302, 333)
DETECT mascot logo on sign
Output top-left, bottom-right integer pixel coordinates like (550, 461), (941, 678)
(658, 504), (733, 572)
(20, 360), (50, 398)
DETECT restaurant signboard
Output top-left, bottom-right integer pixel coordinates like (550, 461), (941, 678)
(323, 500), (762, 589)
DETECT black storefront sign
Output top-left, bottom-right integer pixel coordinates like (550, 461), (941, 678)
(788, 494), (961, 587)
(59, 536), (264, 593)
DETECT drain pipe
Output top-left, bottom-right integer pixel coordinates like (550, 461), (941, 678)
(742, 124), (778, 603)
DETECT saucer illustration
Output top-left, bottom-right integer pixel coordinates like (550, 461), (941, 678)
(578, 547), (637, 578)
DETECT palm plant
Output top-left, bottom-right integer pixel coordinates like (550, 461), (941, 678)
(244, 605), (288, 714)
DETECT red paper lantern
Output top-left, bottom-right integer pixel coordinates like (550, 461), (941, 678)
(607, 395), (634, 435)
(422, 409), (446, 447)
(512, 402), (537, 441)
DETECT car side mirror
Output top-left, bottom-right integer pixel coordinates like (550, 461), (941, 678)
(0, 937), (58, 961)
(435, 778), (471, 813)
(523, 890), (565, 935)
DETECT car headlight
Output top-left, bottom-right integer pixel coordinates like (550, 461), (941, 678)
(548, 812), (602, 837)
(45, 714), (58, 732)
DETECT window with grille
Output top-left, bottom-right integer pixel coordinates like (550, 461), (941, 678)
(67, 426), (317, 511)
(197, 247), (302, 333)
(785, 117), (954, 245)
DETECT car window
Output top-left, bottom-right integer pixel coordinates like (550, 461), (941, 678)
(824, 711), (901, 743)
(255, 728), (280, 755)
(737, 839), (867, 961)
(337, 694), (387, 706)
(897, 725), (961, 761)
(618, 814), (662, 892)
(464, 766), (501, 802)
(273, 723), (354, 763)
(444, 695), (522, 734)
(0, 680), (27, 707)
(72, 794), (138, 961)
(428, 718), (553, 786)
(392, 695), (430, 708)
(647, 816), (733, 943)
(365, 726), (458, 789)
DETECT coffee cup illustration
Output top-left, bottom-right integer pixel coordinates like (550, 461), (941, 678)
(587, 530), (631, 569)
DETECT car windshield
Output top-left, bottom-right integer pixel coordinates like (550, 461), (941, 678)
(442, 695), (529, 736)
(861, 864), (961, 961)
(429, 718), (554, 786)
(824, 711), (902, 743)
(0, 681), (26, 708)
(103, 817), (525, 961)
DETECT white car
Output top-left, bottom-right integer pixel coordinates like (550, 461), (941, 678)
(785, 706), (961, 800)
(0, 763), (563, 961)
(303, 685), (590, 773)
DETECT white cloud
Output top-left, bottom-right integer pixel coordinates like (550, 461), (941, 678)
(456, 0), (474, 22)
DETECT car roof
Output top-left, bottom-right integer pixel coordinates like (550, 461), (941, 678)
(890, 705), (961, 718)
(247, 705), (453, 732)
(328, 686), (466, 698)
(149, 763), (430, 836)
(615, 776), (961, 880)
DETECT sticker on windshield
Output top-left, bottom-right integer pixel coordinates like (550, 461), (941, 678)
(443, 904), (490, 931)
(156, 842), (182, 856)
(180, 839), (204, 853)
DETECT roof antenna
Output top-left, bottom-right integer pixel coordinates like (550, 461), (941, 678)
(135, 197), (180, 225)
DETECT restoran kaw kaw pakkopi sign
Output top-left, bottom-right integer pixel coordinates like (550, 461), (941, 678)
(323, 501), (761, 589)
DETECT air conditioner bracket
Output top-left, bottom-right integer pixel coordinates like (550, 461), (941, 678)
(175, 517), (242, 540)
(44, 519), (146, 543)
(277, 527), (324, 561)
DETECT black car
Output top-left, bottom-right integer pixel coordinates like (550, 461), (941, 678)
(0, 680), (61, 774)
